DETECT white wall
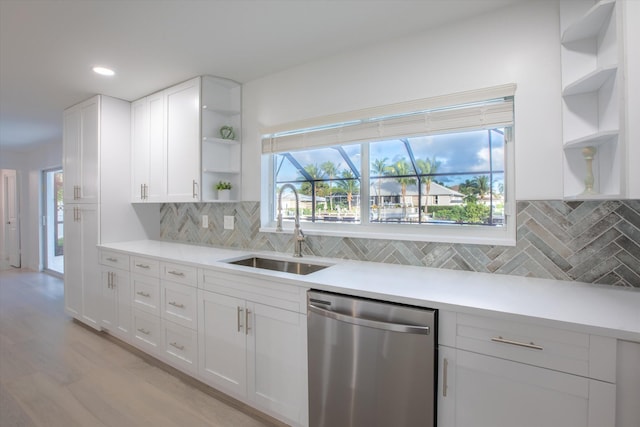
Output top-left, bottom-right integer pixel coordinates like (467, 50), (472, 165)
(0, 141), (63, 270)
(241, 1), (563, 201)
(624, 0), (639, 199)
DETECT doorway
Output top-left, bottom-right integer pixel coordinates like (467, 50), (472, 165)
(43, 168), (64, 275)
(1, 169), (20, 270)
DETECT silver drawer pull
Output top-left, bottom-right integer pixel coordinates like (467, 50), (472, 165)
(170, 342), (184, 350)
(136, 263), (150, 269)
(137, 328), (150, 335)
(168, 270), (185, 277)
(491, 336), (543, 351)
(168, 301), (185, 308)
(136, 291), (151, 298)
(106, 257), (118, 262)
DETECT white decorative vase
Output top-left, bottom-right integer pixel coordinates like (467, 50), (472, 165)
(217, 189), (231, 201)
(581, 146), (598, 196)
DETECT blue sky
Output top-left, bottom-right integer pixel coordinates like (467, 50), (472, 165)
(275, 128), (505, 189)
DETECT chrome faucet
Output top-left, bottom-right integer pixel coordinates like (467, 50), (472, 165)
(276, 184), (305, 257)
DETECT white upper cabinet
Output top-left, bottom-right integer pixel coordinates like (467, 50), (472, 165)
(166, 77), (202, 202)
(131, 75), (241, 203)
(63, 96), (100, 204)
(560, 0), (629, 199)
(131, 91), (168, 202)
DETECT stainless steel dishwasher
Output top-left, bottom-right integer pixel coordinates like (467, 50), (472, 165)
(307, 290), (437, 427)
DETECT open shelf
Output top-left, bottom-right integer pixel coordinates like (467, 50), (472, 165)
(202, 136), (240, 145)
(200, 76), (242, 202)
(562, 65), (617, 96)
(562, 0), (615, 43)
(563, 130), (618, 148)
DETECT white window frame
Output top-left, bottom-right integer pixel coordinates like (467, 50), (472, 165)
(260, 85), (517, 246)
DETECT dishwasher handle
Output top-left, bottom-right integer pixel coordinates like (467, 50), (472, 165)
(308, 303), (431, 335)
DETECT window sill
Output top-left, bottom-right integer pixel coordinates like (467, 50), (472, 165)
(260, 221), (515, 247)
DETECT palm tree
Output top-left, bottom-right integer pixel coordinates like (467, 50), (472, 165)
(415, 157), (441, 219)
(320, 161), (339, 211)
(473, 175), (490, 202)
(388, 158), (417, 219)
(297, 164), (326, 211)
(336, 169), (360, 211)
(371, 157), (389, 217)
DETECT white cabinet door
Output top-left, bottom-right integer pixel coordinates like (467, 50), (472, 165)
(246, 302), (306, 425)
(101, 266), (132, 341)
(63, 96), (99, 204)
(198, 290), (246, 398)
(63, 206), (81, 318)
(147, 91), (166, 202)
(442, 349), (615, 427)
(130, 98), (149, 202)
(166, 78), (201, 202)
(131, 92), (166, 202)
(63, 204), (100, 330)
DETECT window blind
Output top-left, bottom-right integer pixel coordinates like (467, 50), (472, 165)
(261, 83), (516, 154)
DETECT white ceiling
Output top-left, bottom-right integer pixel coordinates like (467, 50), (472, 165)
(0, 0), (529, 152)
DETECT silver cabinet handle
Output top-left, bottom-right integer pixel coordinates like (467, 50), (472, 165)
(137, 328), (150, 335)
(245, 309), (251, 335)
(169, 342), (184, 351)
(168, 301), (184, 308)
(491, 336), (543, 351)
(168, 270), (185, 277)
(106, 257), (118, 262)
(136, 291), (151, 297)
(135, 263), (150, 269)
(192, 179), (198, 199)
(144, 184), (148, 200)
(442, 357), (449, 397)
(237, 307), (243, 332)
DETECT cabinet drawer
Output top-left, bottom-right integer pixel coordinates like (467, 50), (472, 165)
(133, 310), (161, 354)
(132, 275), (161, 316)
(100, 251), (130, 270)
(131, 256), (160, 277)
(455, 313), (591, 377)
(161, 262), (197, 286)
(162, 319), (197, 375)
(161, 281), (197, 329)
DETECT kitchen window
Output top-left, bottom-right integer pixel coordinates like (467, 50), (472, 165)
(261, 84), (516, 246)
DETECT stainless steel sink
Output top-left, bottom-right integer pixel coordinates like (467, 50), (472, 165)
(227, 256), (330, 275)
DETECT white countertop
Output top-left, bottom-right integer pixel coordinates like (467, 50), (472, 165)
(100, 240), (640, 342)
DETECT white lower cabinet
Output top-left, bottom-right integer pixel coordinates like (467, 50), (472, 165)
(198, 273), (306, 427)
(99, 250), (132, 341)
(132, 308), (162, 355)
(438, 312), (617, 427)
(64, 204), (100, 329)
(161, 318), (198, 375)
(438, 347), (615, 427)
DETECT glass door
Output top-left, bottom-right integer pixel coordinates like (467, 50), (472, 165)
(43, 168), (64, 275)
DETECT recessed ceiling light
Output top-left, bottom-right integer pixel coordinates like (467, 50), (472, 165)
(93, 66), (115, 76)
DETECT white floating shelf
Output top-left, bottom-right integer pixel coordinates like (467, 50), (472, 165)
(562, 65), (617, 96)
(563, 130), (618, 148)
(562, 0), (615, 43)
(202, 105), (241, 115)
(202, 136), (240, 144)
(203, 169), (241, 174)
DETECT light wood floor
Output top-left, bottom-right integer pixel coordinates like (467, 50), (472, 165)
(0, 269), (286, 427)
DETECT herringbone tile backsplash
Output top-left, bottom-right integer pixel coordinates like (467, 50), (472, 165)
(160, 200), (640, 287)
